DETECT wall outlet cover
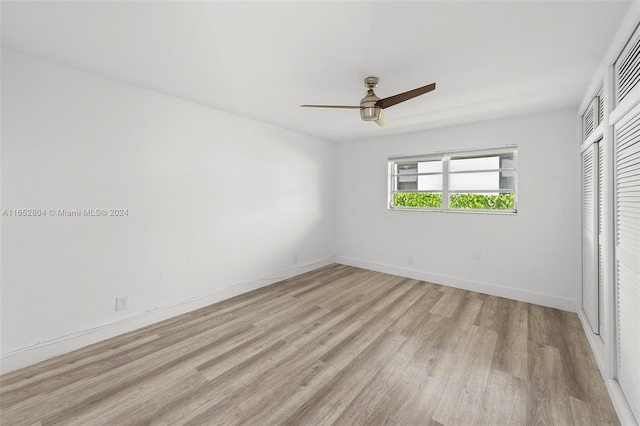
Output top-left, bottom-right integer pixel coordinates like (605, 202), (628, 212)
(115, 296), (128, 311)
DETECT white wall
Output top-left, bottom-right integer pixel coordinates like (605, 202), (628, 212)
(335, 110), (580, 311)
(0, 49), (582, 373)
(0, 49), (335, 372)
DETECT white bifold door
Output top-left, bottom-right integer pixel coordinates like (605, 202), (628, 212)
(582, 143), (600, 334)
(614, 111), (640, 422)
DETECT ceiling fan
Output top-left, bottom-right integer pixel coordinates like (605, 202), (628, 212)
(300, 77), (436, 127)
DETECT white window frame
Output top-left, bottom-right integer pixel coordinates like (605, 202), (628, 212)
(388, 145), (518, 214)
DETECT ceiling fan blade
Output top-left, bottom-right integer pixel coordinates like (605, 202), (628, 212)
(376, 83), (436, 109)
(375, 110), (388, 127)
(300, 105), (361, 109)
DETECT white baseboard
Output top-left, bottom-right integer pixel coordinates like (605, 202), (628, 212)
(607, 379), (640, 426)
(577, 308), (606, 372)
(577, 309), (639, 426)
(0, 257), (335, 375)
(335, 256), (578, 312)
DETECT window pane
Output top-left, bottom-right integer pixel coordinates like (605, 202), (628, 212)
(450, 172), (500, 191)
(418, 160), (442, 173)
(449, 193), (515, 210)
(395, 161), (443, 191)
(418, 174), (442, 191)
(450, 155), (499, 172)
(499, 154), (515, 169)
(396, 161), (442, 174)
(499, 170), (516, 191)
(397, 163), (417, 174)
(396, 163), (417, 190)
(397, 176), (417, 190)
(395, 192), (443, 208)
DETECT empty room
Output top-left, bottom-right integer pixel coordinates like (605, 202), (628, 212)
(1, 1), (639, 425)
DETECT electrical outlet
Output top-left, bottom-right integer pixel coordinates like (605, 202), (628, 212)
(115, 296), (128, 311)
(472, 249), (482, 259)
(407, 256), (414, 265)
(293, 254), (298, 264)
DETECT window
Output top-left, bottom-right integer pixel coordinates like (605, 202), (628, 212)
(388, 146), (517, 213)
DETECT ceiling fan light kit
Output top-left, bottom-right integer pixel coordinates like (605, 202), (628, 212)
(301, 76), (436, 127)
(360, 76), (382, 122)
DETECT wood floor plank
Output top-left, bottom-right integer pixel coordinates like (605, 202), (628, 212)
(526, 341), (573, 426)
(281, 296), (368, 348)
(492, 301), (528, 380)
(219, 351), (332, 423)
(62, 366), (208, 425)
(1, 310), (238, 409)
(405, 313), (455, 377)
(365, 348), (456, 426)
(429, 287), (466, 318)
(149, 296), (371, 424)
(286, 267), (371, 303)
(474, 295), (511, 339)
(0, 264), (620, 426)
(2, 318), (261, 425)
(570, 396), (596, 426)
(528, 304), (563, 348)
(386, 283), (441, 336)
(563, 311), (617, 415)
(331, 332), (425, 425)
(477, 369), (527, 426)
(0, 332), (160, 394)
(242, 360), (341, 426)
(315, 270), (380, 310)
(440, 297), (484, 352)
(280, 331), (407, 425)
(319, 279), (420, 366)
(196, 305), (329, 381)
(432, 324), (498, 425)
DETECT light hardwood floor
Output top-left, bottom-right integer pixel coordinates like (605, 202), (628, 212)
(0, 264), (620, 425)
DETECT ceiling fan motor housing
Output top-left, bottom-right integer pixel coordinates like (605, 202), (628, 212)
(360, 89), (381, 121)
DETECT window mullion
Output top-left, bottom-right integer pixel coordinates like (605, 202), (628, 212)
(443, 156), (450, 210)
(389, 162), (396, 208)
(513, 150), (519, 211)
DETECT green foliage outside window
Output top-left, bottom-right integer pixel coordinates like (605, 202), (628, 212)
(450, 193), (514, 210)
(394, 193), (514, 210)
(394, 192), (443, 208)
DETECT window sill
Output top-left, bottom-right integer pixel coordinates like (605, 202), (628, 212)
(388, 207), (517, 215)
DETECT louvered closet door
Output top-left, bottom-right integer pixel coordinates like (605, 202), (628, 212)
(618, 29), (640, 103)
(598, 142), (605, 337)
(584, 103), (596, 140)
(615, 113), (640, 422)
(582, 144), (599, 333)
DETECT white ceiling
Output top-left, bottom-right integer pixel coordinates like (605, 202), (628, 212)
(1, 1), (632, 142)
